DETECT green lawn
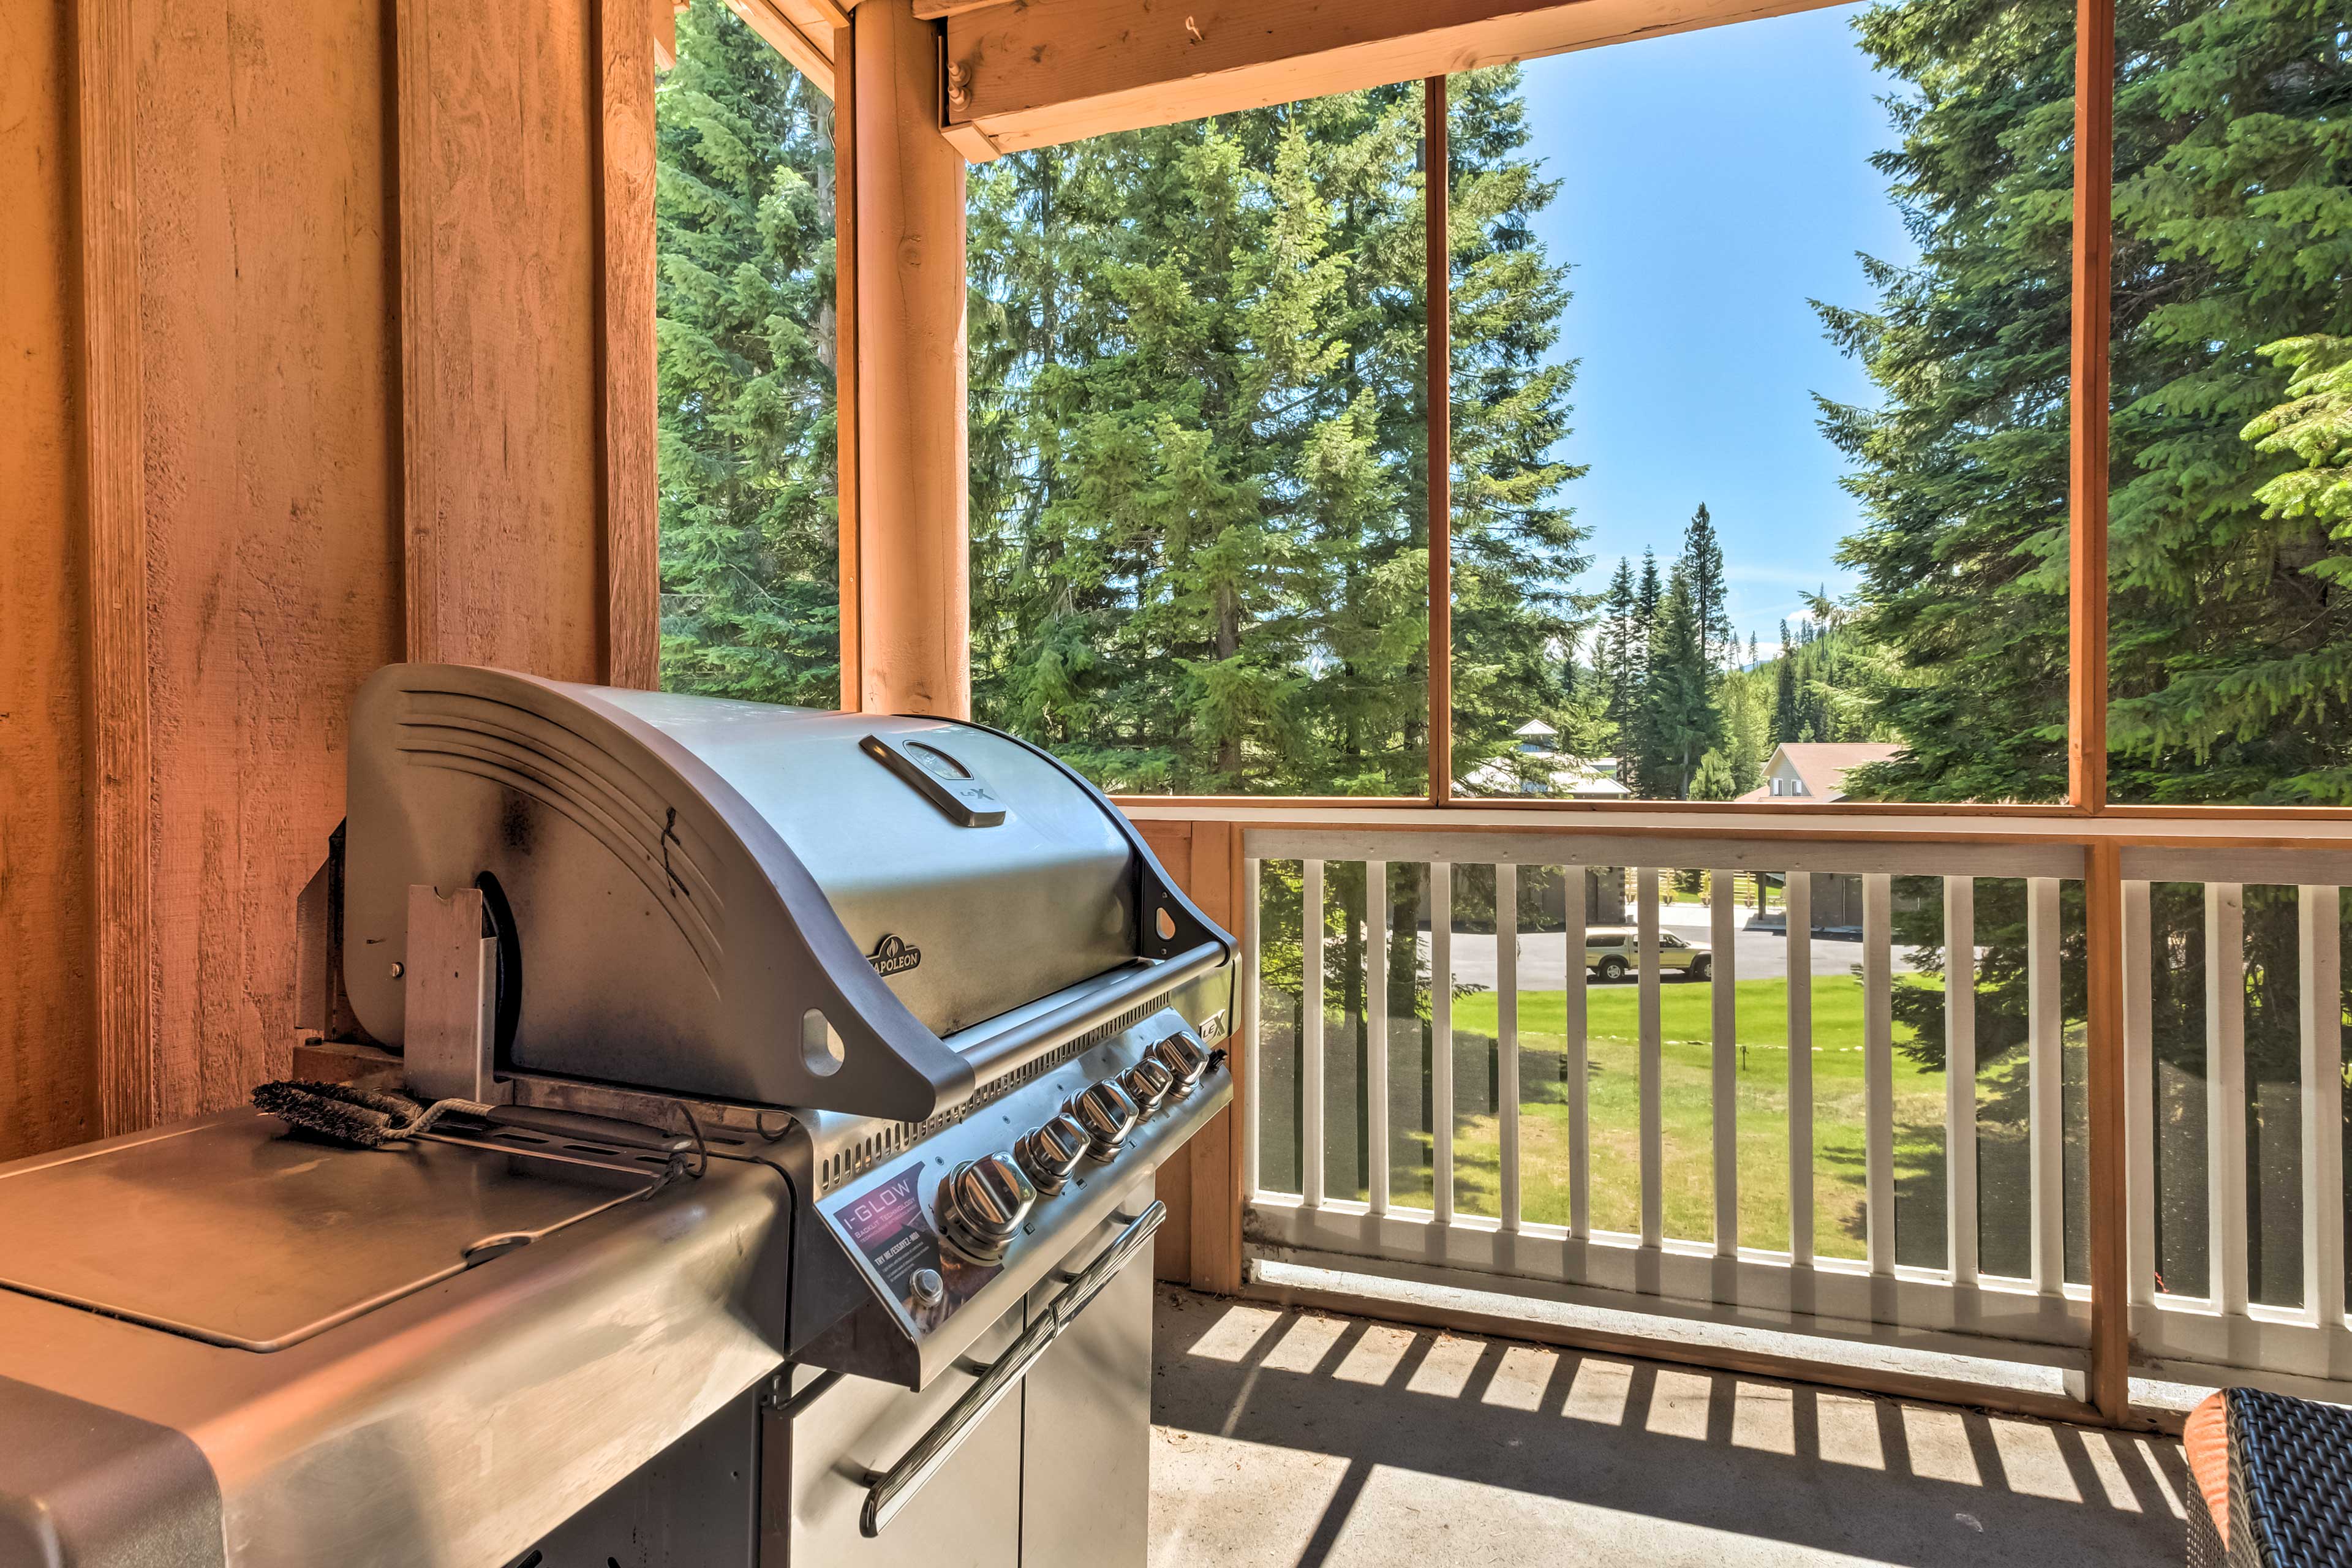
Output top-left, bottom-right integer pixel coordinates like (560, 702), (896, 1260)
(1259, 973), (2051, 1269)
(1454, 976), (1948, 1259)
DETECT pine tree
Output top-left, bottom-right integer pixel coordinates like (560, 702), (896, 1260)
(960, 69), (1590, 795)
(2102, 8), (2352, 804)
(654, 0), (842, 704)
(1594, 557), (1639, 733)
(1631, 565), (1719, 797)
(1442, 69), (1592, 786)
(1772, 619), (1800, 744)
(1826, 0), (2352, 806)
(1679, 502), (1733, 670)
(1690, 748), (1736, 801)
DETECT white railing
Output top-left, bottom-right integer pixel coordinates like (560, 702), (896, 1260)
(1229, 821), (2352, 1404)
(2117, 854), (2349, 1393)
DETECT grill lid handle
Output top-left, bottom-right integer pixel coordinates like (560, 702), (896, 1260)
(859, 734), (1008, 827)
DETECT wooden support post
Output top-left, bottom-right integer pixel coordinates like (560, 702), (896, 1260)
(835, 20), (862, 710)
(2067, 0), (2114, 811)
(601, 0), (662, 690)
(2085, 840), (2130, 1422)
(1425, 75), (1452, 805)
(853, 0), (968, 717)
(1190, 821), (1245, 1294)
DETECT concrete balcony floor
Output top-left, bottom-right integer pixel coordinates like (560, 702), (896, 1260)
(1149, 1288), (2190, 1567)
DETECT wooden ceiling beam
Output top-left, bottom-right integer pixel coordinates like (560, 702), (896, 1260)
(726, 0), (836, 94)
(943, 0), (1846, 156)
(652, 0), (683, 71)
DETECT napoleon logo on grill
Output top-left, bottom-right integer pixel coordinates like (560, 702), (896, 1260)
(867, 934), (922, 976)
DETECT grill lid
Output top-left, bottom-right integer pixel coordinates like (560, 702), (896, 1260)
(340, 665), (1224, 1121)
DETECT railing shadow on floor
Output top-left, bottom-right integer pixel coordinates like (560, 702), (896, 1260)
(1148, 1288), (2190, 1568)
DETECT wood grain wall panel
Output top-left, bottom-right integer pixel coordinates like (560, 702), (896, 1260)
(0, 0), (99, 1160)
(130, 0), (403, 1123)
(7, 0), (625, 1156)
(78, 0), (156, 1137)
(402, 0), (605, 681)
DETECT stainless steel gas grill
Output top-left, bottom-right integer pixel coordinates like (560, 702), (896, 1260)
(0, 663), (1235, 1568)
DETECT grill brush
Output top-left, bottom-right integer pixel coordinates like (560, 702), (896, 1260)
(251, 1079), (489, 1148)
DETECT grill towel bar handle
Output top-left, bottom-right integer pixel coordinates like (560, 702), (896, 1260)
(854, 1201), (1168, 1539)
(952, 944), (1226, 1088)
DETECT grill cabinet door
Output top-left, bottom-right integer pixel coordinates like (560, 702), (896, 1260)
(1018, 1175), (1156, 1567)
(767, 1305), (1024, 1567)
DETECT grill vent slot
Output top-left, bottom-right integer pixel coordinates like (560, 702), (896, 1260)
(815, 998), (1166, 1194)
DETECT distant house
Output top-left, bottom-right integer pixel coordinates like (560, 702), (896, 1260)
(1458, 720), (1630, 799)
(1735, 742), (1904, 804)
(1738, 742), (1909, 930)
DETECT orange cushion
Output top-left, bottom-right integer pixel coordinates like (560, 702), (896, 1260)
(2184, 1390), (2230, 1548)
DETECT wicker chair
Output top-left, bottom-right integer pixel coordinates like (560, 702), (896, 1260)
(2184, 1387), (2352, 1567)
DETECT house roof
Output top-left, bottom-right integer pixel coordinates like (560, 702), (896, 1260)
(1733, 742), (1905, 804)
(1457, 751), (1628, 799)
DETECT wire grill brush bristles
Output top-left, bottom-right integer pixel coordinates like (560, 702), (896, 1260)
(251, 1080), (490, 1148)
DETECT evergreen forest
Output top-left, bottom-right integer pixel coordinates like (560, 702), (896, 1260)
(653, 0), (2350, 812)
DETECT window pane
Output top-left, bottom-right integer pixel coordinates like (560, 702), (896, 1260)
(1455, 2), (2073, 804)
(656, 1), (843, 703)
(967, 93), (1429, 794)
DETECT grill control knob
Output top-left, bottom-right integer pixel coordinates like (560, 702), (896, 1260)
(1016, 1113), (1090, 1195)
(1151, 1030), (1210, 1091)
(1120, 1057), (1175, 1115)
(938, 1153), (1035, 1262)
(1067, 1080), (1140, 1161)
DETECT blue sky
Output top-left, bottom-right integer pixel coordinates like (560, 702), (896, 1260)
(1514, 2), (1917, 655)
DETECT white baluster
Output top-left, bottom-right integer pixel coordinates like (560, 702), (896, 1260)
(2123, 879), (2154, 1306)
(1566, 864), (1591, 1246)
(1788, 872), (1814, 1266)
(2300, 885), (2343, 1327)
(2207, 882), (2246, 1315)
(2029, 876), (2064, 1294)
(1946, 875), (1980, 1286)
(1864, 873), (1894, 1278)
(1638, 867), (1662, 1250)
(1499, 862), (1521, 1233)
(1433, 860), (1454, 1226)
(1711, 869), (1738, 1259)
(1302, 859), (1325, 1210)
(1367, 860), (1390, 1218)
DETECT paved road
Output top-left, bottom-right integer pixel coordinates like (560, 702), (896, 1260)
(1437, 900), (1915, 988)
